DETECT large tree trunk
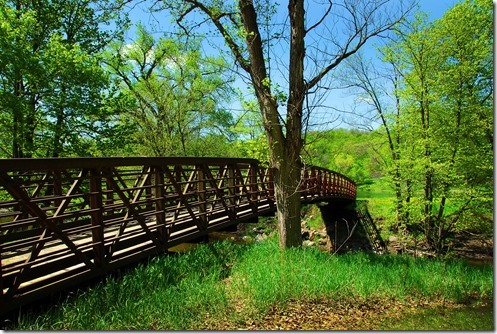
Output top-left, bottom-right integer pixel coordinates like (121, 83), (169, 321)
(273, 151), (302, 248)
(276, 0), (305, 248)
(239, 0), (305, 248)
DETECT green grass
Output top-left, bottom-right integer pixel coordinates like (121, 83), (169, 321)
(302, 204), (325, 230)
(230, 236), (492, 311)
(357, 178), (493, 229)
(10, 237), (493, 330)
(356, 178), (397, 229)
(13, 241), (249, 330)
(356, 177), (394, 200)
(379, 303), (494, 330)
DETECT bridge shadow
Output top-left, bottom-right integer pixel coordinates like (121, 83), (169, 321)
(318, 200), (387, 254)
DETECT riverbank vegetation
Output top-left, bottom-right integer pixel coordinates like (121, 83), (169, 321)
(9, 235), (492, 330)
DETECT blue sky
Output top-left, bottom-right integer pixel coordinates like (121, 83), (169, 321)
(126, 0), (459, 34)
(123, 0), (461, 131)
(420, 0), (460, 20)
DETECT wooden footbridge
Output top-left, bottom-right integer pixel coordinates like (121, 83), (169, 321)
(0, 157), (356, 315)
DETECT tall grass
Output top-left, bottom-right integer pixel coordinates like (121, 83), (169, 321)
(229, 235), (492, 312)
(13, 241), (248, 330)
(10, 237), (493, 330)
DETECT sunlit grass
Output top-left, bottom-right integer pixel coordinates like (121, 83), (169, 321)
(10, 237), (493, 330)
(230, 236), (492, 313)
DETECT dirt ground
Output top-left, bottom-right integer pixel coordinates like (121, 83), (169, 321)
(451, 231), (494, 262)
(199, 296), (493, 330)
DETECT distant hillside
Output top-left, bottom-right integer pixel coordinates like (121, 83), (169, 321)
(303, 128), (389, 185)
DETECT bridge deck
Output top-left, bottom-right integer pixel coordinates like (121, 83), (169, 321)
(0, 157), (356, 315)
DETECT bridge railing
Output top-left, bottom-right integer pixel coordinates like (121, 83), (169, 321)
(0, 157), (355, 314)
(300, 164), (356, 201)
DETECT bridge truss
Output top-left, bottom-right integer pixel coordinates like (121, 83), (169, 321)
(0, 157), (356, 315)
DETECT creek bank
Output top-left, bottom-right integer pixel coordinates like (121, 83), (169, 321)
(211, 213), (493, 263)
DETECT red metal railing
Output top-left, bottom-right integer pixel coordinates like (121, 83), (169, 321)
(0, 157), (355, 314)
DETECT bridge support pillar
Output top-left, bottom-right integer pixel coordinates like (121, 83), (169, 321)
(318, 200), (373, 254)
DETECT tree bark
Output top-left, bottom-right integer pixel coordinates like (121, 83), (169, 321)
(239, 0), (304, 247)
(274, 155), (302, 247)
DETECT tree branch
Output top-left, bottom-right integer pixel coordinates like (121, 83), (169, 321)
(177, 0), (251, 73)
(306, 1), (414, 92)
(305, 0), (332, 35)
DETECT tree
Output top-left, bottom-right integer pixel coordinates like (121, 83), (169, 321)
(103, 24), (235, 157)
(233, 98), (269, 162)
(352, 0), (493, 253)
(157, 0), (413, 248)
(0, 0), (128, 158)
(339, 50), (411, 229)
(426, 0), (493, 249)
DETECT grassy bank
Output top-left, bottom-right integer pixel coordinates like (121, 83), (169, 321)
(9, 236), (493, 330)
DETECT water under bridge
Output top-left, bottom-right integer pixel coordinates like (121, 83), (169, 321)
(0, 156), (382, 315)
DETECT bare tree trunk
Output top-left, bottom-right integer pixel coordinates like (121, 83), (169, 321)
(274, 154), (302, 247)
(168, 0), (413, 248)
(12, 0), (24, 158)
(239, 0), (305, 247)
(51, 86), (67, 157)
(13, 75), (23, 158)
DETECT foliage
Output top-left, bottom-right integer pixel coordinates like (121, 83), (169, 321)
(0, 0), (128, 157)
(304, 129), (387, 185)
(232, 98), (270, 162)
(394, 0), (492, 252)
(342, 0), (493, 252)
(102, 24), (235, 157)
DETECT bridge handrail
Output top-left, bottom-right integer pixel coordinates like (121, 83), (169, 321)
(0, 156), (356, 200)
(0, 157), (259, 171)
